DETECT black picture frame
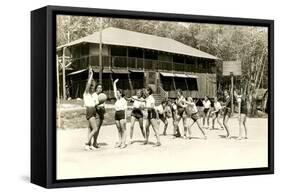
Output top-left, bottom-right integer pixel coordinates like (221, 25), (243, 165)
(31, 5), (274, 188)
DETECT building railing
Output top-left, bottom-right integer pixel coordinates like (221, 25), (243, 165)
(71, 55), (216, 73)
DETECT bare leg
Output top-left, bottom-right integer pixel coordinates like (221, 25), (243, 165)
(186, 120), (195, 139)
(144, 119), (150, 144)
(138, 118), (145, 139)
(242, 114), (248, 139)
(120, 119), (127, 148)
(195, 120), (206, 139)
(150, 118), (161, 146)
(206, 110), (211, 127)
(203, 111), (206, 127)
(87, 117), (98, 145)
(115, 120), (122, 147)
(160, 117), (168, 135)
(217, 116), (223, 129)
(93, 117), (103, 147)
(223, 114), (231, 138)
(129, 116), (136, 142)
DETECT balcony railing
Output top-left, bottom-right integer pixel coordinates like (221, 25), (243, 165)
(71, 55), (215, 74)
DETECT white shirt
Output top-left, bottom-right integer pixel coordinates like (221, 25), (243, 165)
(115, 98), (127, 111)
(214, 101), (222, 111)
(188, 102), (198, 114)
(132, 96), (145, 109)
(156, 105), (164, 114)
(146, 95), (155, 108)
(83, 92), (99, 107)
(203, 100), (211, 109)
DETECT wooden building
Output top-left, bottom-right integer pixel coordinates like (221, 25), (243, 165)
(57, 27), (219, 100)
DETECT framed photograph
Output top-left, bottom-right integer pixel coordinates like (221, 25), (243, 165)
(31, 5), (274, 188)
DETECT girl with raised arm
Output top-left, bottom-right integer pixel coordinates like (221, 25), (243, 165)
(83, 67), (100, 151)
(113, 79), (128, 149)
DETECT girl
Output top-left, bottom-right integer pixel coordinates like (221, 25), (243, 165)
(90, 83), (106, 148)
(129, 90), (146, 144)
(235, 92), (248, 140)
(174, 90), (187, 138)
(222, 90), (232, 138)
(183, 97), (207, 139)
(83, 68), (100, 151)
(211, 97), (223, 130)
(144, 87), (161, 146)
(113, 79), (128, 149)
(202, 96), (211, 129)
(156, 100), (169, 136)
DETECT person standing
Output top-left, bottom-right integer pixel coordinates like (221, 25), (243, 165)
(202, 96), (211, 129)
(211, 97), (224, 130)
(113, 79), (128, 149)
(173, 90), (187, 138)
(156, 101), (169, 136)
(235, 92), (248, 140)
(144, 87), (161, 146)
(183, 97), (207, 139)
(90, 84), (105, 148)
(83, 68), (100, 151)
(222, 90), (232, 138)
(129, 90), (146, 144)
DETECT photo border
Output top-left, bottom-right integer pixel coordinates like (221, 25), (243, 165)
(31, 5), (274, 188)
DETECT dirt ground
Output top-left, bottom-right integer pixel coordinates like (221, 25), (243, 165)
(57, 117), (268, 180)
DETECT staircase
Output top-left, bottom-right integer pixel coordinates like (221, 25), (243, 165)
(153, 93), (164, 106)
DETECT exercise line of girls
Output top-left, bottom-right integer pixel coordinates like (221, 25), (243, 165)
(83, 68), (248, 150)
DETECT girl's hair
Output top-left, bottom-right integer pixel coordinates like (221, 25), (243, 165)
(136, 89), (143, 97)
(146, 86), (153, 95)
(94, 83), (103, 91)
(117, 89), (125, 97)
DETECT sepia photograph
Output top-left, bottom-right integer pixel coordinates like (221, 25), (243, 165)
(55, 15), (269, 180)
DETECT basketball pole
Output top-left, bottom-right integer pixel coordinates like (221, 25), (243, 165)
(99, 17), (103, 85)
(56, 55), (61, 128)
(230, 72), (234, 114)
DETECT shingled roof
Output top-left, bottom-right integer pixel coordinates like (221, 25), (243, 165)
(58, 27), (218, 60)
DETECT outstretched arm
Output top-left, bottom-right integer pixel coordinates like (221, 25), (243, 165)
(84, 67), (93, 94)
(113, 79), (119, 99)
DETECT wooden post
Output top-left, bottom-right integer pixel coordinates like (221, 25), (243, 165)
(62, 47), (66, 100)
(56, 55), (61, 128)
(99, 17), (103, 84)
(230, 72), (234, 114)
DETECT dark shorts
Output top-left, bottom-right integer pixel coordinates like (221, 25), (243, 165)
(214, 111), (220, 118)
(203, 108), (210, 114)
(96, 107), (106, 120)
(191, 112), (200, 121)
(159, 113), (165, 121)
(177, 107), (185, 117)
(131, 108), (143, 119)
(86, 107), (96, 120)
(223, 108), (231, 118)
(115, 110), (125, 121)
(147, 109), (157, 120)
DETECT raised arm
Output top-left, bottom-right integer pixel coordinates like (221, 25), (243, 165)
(84, 67), (93, 94)
(113, 79), (119, 99)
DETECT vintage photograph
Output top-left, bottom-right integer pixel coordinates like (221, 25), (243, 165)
(56, 15), (269, 180)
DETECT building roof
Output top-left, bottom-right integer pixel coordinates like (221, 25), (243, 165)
(58, 27), (218, 60)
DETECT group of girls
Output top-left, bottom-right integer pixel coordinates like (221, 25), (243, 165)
(83, 68), (248, 151)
